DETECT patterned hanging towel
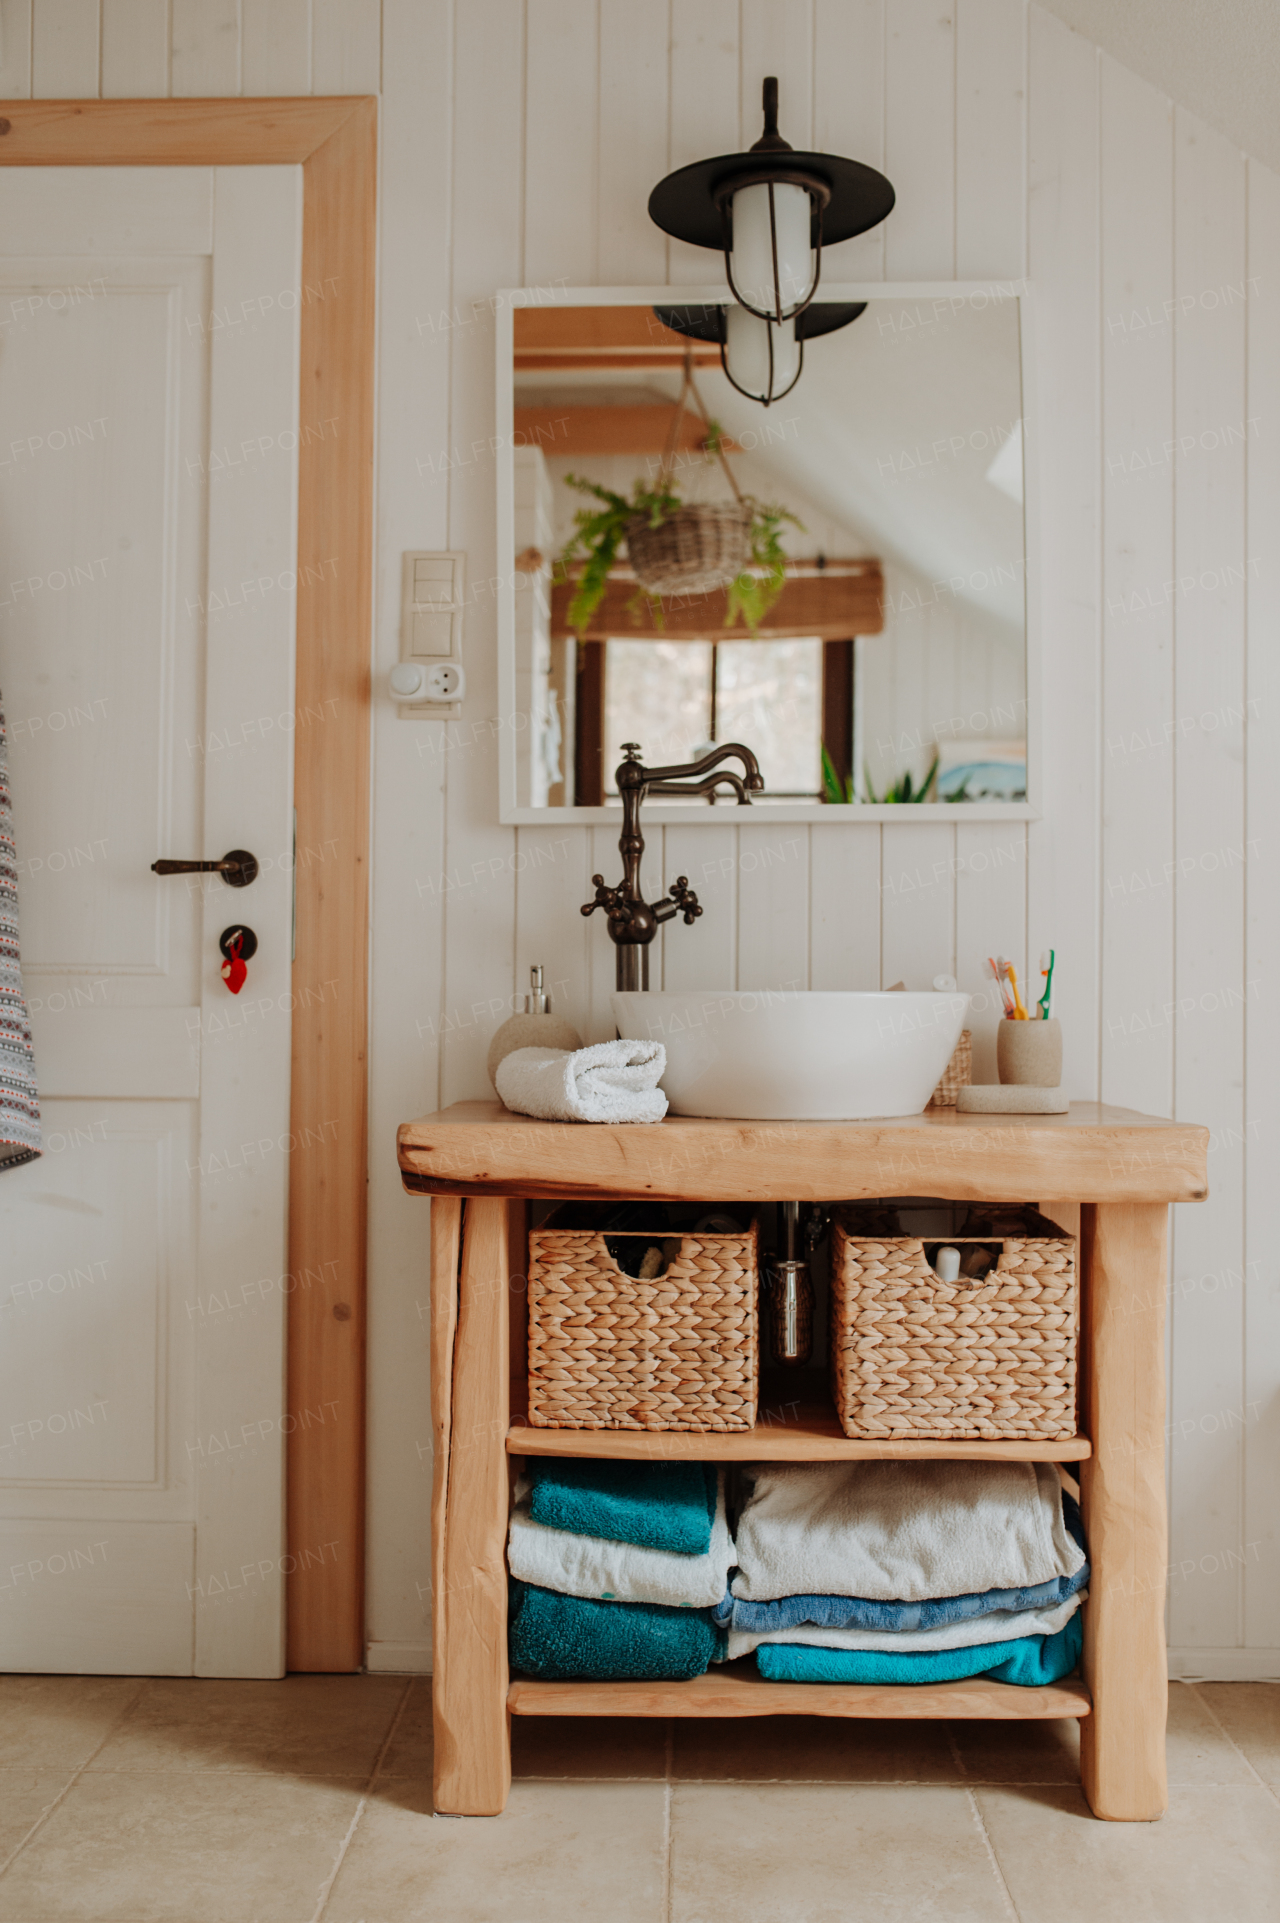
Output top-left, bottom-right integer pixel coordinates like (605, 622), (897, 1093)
(0, 695), (40, 1168)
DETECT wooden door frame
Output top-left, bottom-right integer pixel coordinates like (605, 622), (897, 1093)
(0, 99), (376, 1671)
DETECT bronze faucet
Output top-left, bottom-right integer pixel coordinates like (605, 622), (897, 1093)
(582, 742), (765, 990)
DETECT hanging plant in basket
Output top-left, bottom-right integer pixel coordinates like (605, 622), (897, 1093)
(556, 359), (801, 635)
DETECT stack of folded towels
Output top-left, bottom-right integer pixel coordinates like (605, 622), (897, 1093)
(714, 1459), (1088, 1687)
(507, 1457), (734, 1680)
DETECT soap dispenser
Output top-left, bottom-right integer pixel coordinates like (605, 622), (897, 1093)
(486, 966), (583, 1090)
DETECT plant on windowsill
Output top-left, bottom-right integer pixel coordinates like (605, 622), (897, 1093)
(821, 746), (942, 804)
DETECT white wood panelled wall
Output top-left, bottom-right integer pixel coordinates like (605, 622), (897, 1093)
(8, 0), (1279, 1680)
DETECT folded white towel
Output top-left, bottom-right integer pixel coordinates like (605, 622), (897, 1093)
(724, 1590), (1085, 1662)
(507, 1467), (732, 1607)
(732, 1460), (1085, 1604)
(495, 1041), (668, 1124)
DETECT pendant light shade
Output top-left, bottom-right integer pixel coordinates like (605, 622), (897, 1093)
(648, 77), (893, 401)
(728, 180), (815, 321)
(654, 301), (869, 410)
(723, 306), (801, 404)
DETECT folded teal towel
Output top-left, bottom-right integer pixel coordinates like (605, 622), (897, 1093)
(754, 1612), (1082, 1688)
(509, 1581), (719, 1680)
(529, 1457), (716, 1556)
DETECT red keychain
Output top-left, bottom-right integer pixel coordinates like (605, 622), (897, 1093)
(220, 930), (248, 995)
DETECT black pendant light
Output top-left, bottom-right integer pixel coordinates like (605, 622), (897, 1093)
(648, 77), (893, 404)
(654, 301), (868, 407)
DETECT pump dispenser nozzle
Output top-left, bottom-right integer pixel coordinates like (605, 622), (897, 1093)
(526, 965), (549, 1014)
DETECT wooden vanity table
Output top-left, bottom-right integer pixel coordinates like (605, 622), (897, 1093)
(398, 1100), (1208, 1824)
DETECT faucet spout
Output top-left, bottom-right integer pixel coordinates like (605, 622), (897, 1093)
(580, 741), (766, 989)
(640, 741), (765, 803)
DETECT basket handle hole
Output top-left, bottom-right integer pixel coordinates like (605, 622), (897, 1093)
(605, 1235), (681, 1280)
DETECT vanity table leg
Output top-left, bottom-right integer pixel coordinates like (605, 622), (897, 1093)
(1079, 1202), (1169, 1822)
(432, 1198), (512, 1816)
(428, 1197), (462, 1805)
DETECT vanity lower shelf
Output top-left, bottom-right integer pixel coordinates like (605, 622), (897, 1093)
(509, 1659), (1092, 1721)
(507, 1410), (1092, 1463)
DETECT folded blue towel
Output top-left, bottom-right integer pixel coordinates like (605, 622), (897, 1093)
(716, 1490), (1088, 1634)
(509, 1581), (721, 1680)
(529, 1457), (716, 1556)
(754, 1611), (1082, 1687)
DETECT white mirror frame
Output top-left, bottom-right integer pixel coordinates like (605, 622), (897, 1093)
(495, 281), (1041, 827)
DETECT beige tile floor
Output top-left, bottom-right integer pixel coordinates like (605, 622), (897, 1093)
(0, 1674), (1277, 1922)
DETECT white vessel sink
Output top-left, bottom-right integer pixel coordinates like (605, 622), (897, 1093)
(612, 989), (969, 1121)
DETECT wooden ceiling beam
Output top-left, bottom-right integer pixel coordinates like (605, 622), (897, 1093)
(515, 304), (690, 350)
(514, 351), (720, 370)
(513, 405), (736, 458)
(513, 305), (720, 371)
(551, 563), (884, 640)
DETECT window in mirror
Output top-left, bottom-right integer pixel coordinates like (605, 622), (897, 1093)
(714, 638), (822, 796)
(602, 641), (712, 780)
(599, 637), (823, 802)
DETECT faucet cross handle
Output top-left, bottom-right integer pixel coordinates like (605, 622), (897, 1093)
(667, 876), (702, 926)
(581, 873), (630, 922)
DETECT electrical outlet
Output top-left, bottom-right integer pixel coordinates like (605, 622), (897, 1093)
(390, 660), (466, 707)
(424, 661), (464, 700)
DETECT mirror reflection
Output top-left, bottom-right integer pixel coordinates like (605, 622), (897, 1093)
(509, 294), (1027, 810)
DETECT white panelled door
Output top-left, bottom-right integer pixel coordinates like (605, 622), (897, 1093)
(0, 168), (301, 1676)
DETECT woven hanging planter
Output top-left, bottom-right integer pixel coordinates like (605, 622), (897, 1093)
(626, 501), (752, 597)
(625, 349), (754, 600)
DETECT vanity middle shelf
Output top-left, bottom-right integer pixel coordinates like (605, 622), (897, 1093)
(507, 1413), (1092, 1462)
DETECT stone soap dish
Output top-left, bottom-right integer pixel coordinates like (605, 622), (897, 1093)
(957, 1084), (1068, 1114)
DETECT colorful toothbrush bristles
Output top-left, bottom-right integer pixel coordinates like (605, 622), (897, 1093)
(989, 956), (1014, 1016)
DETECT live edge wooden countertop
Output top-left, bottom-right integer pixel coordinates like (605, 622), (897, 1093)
(397, 1100), (1209, 1205)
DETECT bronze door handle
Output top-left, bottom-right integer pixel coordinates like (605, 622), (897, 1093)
(151, 848), (259, 888)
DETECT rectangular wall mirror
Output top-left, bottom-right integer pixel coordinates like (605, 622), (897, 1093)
(496, 284), (1038, 824)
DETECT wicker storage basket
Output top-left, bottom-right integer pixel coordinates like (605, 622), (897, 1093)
(830, 1211), (1076, 1441)
(527, 1215), (759, 1431)
(626, 503), (752, 597)
(929, 1029), (972, 1106)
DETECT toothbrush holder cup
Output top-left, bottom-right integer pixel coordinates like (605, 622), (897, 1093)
(997, 1017), (1063, 1087)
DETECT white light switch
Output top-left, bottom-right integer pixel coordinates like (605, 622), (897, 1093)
(411, 610), (454, 656)
(398, 550), (466, 713)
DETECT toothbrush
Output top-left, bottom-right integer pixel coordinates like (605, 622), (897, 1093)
(993, 955), (1015, 1017)
(988, 956), (1014, 1016)
(984, 953), (1007, 1015)
(1003, 957), (1029, 1020)
(1037, 949), (1055, 1021)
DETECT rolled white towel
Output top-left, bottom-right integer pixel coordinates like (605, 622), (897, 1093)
(507, 1468), (733, 1608)
(724, 1590), (1085, 1662)
(732, 1460), (1085, 1604)
(495, 1041), (668, 1124)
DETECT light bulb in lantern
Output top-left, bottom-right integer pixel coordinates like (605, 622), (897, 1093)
(728, 179), (816, 320)
(722, 305), (801, 406)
